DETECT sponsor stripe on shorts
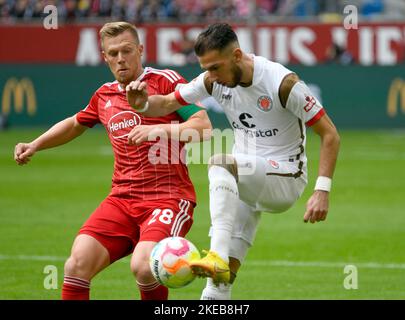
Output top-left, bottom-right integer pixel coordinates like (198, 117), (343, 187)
(170, 199), (191, 237)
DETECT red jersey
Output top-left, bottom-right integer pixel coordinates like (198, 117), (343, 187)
(76, 67), (196, 204)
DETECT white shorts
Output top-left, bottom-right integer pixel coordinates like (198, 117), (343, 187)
(209, 153), (307, 262)
(234, 153), (307, 213)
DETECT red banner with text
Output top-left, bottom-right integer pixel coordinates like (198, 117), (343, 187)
(1, 23), (404, 65)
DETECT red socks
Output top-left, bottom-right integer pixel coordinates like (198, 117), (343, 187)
(62, 276), (168, 300)
(62, 276), (90, 300)
(137, 281), (168, 300)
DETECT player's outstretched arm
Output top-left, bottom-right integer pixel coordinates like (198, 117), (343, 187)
(127, 110), (212, 145)
(178, 110), (212, 142)
(303, 114), (340, 223)
(14, 116), (87, 165)
(279, 73), (340, 223)
(126, 80), (184, 117)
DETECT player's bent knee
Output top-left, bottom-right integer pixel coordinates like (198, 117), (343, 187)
(130, 257), (151, 277)
(64, 256), (90, 279)
(130, 259), (139, 275)
(131, 241), (157, 283)
(208, 154), (238, 180)
(131, 261), (155, 283)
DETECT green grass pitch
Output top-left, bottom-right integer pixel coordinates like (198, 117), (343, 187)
(0, 128), (404, 299)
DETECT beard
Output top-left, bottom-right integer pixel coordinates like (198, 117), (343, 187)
(226, 64), (243, 88)
(115, 71), (132, 86)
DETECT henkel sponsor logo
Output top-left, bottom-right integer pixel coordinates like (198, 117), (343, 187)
(108, 111), (141, 139)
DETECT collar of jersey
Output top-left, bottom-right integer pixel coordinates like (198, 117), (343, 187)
(117, 67), (149, 92)
(250, 54), (262, 87)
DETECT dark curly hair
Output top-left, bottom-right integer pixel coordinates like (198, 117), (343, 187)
(194, 23), (239, 56)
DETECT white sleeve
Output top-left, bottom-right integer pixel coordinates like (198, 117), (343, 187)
(285, 81), (325, 127)
(174, 72), (211, 105)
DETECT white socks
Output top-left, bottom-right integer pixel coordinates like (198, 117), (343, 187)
(208, 166), (239, 262)
(201, 278), (232, 300)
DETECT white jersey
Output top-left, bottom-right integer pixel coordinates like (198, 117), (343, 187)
(174, 55), (325, 171)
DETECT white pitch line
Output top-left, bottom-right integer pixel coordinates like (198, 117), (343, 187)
(244, 260), (405, 270)
(1, 254), (405, 270)
(0, 254), (66, 262)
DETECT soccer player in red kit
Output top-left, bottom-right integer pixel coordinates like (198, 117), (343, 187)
(13, 22), (212, 300)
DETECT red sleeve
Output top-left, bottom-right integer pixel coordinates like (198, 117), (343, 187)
(76, 94), (100, 128)
(158, 69), (190, 105)
(305, 108), (325, 127)
(174, 90), (189, 105)
(158, 69), (187, 95)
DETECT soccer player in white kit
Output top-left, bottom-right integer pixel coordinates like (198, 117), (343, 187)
(126, 23), (340, 299)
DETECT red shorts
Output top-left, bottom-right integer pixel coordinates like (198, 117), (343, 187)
(79, 196), (194, 263)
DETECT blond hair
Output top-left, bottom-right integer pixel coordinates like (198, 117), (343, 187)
(99, 22), (140, 49)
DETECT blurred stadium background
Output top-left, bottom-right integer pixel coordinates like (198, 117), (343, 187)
(0, 0), (404, 299)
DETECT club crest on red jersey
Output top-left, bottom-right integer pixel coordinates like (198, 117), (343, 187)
(108, 111), (141, 139)
(257, 95), (272, 112)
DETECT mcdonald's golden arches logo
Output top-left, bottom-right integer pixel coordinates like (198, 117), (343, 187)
(387, 78), (405, 118)
(2, 77), (37, 116)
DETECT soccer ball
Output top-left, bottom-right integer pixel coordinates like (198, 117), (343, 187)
(149, 236), (201, 289)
